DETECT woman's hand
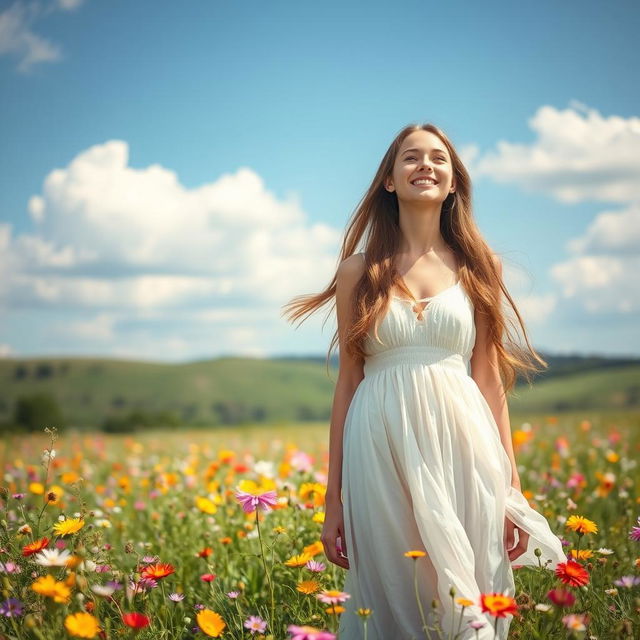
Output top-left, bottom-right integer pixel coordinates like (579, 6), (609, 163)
(321, 495), (350, 570)
(504, 515), (529, 562)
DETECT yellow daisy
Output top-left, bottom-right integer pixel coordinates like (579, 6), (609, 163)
(64, 612), (101, 638)
(53, 517), (85, 537)
(297, 579), (321, 594)
(284, 552), (313, 567)
(565, 515), (598, 535)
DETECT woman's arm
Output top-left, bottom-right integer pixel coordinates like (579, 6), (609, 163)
(325, 254), (366, 502)
(469, 255), (521, 490)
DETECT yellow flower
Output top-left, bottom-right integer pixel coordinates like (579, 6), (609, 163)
(312, 511), (325, 524)
(456, 598), (475, 607)
(195, 496), (218, 514)
(53, 517), (85, 536)
(31, 574), (71, 604)
(64, 612), (101, 638)
(29, 482), (44, 495)
(297, 579), (321, 594)
(404, 550), (427, 558)
(357, 608), (373, 618)
(570, 549), (594, 560)
(565, 515), (598, 535)
(284, 552), (313, 567)
(196, 609), (226, 637)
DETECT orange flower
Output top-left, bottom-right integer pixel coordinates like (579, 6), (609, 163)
(297, 579), (321, 594)
(480, 592), (518, 618)
(22, 536), (49, 557)
(555, 560), (590, 587)
(140, 562), (175, 580)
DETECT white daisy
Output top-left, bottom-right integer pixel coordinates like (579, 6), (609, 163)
(33, 548), (72, 567)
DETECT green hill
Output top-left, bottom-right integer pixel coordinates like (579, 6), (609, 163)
(0, 353), (638, 431)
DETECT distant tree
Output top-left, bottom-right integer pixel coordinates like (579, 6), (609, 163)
(35, 363), (54, 379)
(13, 392), (65, 432)
(14, 364), (28, 380)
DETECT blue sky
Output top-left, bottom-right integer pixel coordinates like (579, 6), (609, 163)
(1, 0), (639, 362)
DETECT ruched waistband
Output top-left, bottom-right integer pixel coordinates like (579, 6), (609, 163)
(363, 345), (469, 376)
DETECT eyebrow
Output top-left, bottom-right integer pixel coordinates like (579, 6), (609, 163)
(401, 147), (448, 156)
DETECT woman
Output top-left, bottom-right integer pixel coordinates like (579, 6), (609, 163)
(282, 123), (567, 640)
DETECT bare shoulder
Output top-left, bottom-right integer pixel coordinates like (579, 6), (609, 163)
(336, 252), (366, 291)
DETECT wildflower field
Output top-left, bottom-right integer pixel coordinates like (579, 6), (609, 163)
(1, 412), (639, 640)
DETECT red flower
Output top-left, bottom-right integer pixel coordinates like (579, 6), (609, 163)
(555, 560), (590, 587)
(122, 612), (150, 629)
(200, 573), (216, 582)
(22, 537), (49, 556)
(140, 562), (175, 580)
(197, 547), (213, 558)
(547, 587), (576, 607)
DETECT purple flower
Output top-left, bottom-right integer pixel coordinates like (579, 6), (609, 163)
(0, 598), (24, 617)
(169, 592), (185, 601)
(226, 591), (239, 599)
(11, 493), (25, 500)
(244, 615), (268, 634)
(305, 560), (326, 572)
(613, 575), (640, 588)
(235, 488), (278, 514)
(629, 523), (640, 542)
(106, 580), (122, 590)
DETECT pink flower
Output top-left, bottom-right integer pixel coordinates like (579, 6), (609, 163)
(287, 625), (335, 640)
(315, 589), (350, 605)
(629, 516), (640, 542)
(235, 488), (278, 513)
(469, 620), (486, 630)
(244, 615), (268, 634)
(305, 560), (326, 572)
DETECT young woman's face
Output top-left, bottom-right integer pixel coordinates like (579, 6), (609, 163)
(386, 130), (456, 205)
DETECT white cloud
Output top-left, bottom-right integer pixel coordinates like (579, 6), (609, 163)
(0, 0), (88, 73)
(471, 102), (640, 204)
(2, 139), (342, 355)
(473, 102), (640, 319)
(0, 2), (61, 72)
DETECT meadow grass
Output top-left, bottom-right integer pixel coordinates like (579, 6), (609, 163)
(0, 411), (639, 639)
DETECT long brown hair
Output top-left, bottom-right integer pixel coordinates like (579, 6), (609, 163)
(281, 123), (547, 394)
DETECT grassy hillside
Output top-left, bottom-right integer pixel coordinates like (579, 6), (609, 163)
(1, 354), (638, 430)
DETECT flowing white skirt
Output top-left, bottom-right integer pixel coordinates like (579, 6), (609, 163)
(337, 347), (567, 640)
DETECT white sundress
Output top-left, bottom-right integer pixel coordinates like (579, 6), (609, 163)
(337, 254), (567, 640)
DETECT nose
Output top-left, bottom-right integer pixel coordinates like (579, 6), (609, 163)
(417, 156), (436, 172)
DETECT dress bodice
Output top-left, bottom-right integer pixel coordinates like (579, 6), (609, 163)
(363, 282), (476, 373)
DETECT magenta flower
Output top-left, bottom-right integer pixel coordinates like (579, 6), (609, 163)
(287, 625), (336, 640)
(235, 488), (278, 513)
(629, 517), (640, 542)
(244, 615), (268, 634)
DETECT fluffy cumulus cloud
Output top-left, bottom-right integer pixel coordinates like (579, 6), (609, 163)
(1, 140), (341, 359)
(472, 101), (640, 316)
